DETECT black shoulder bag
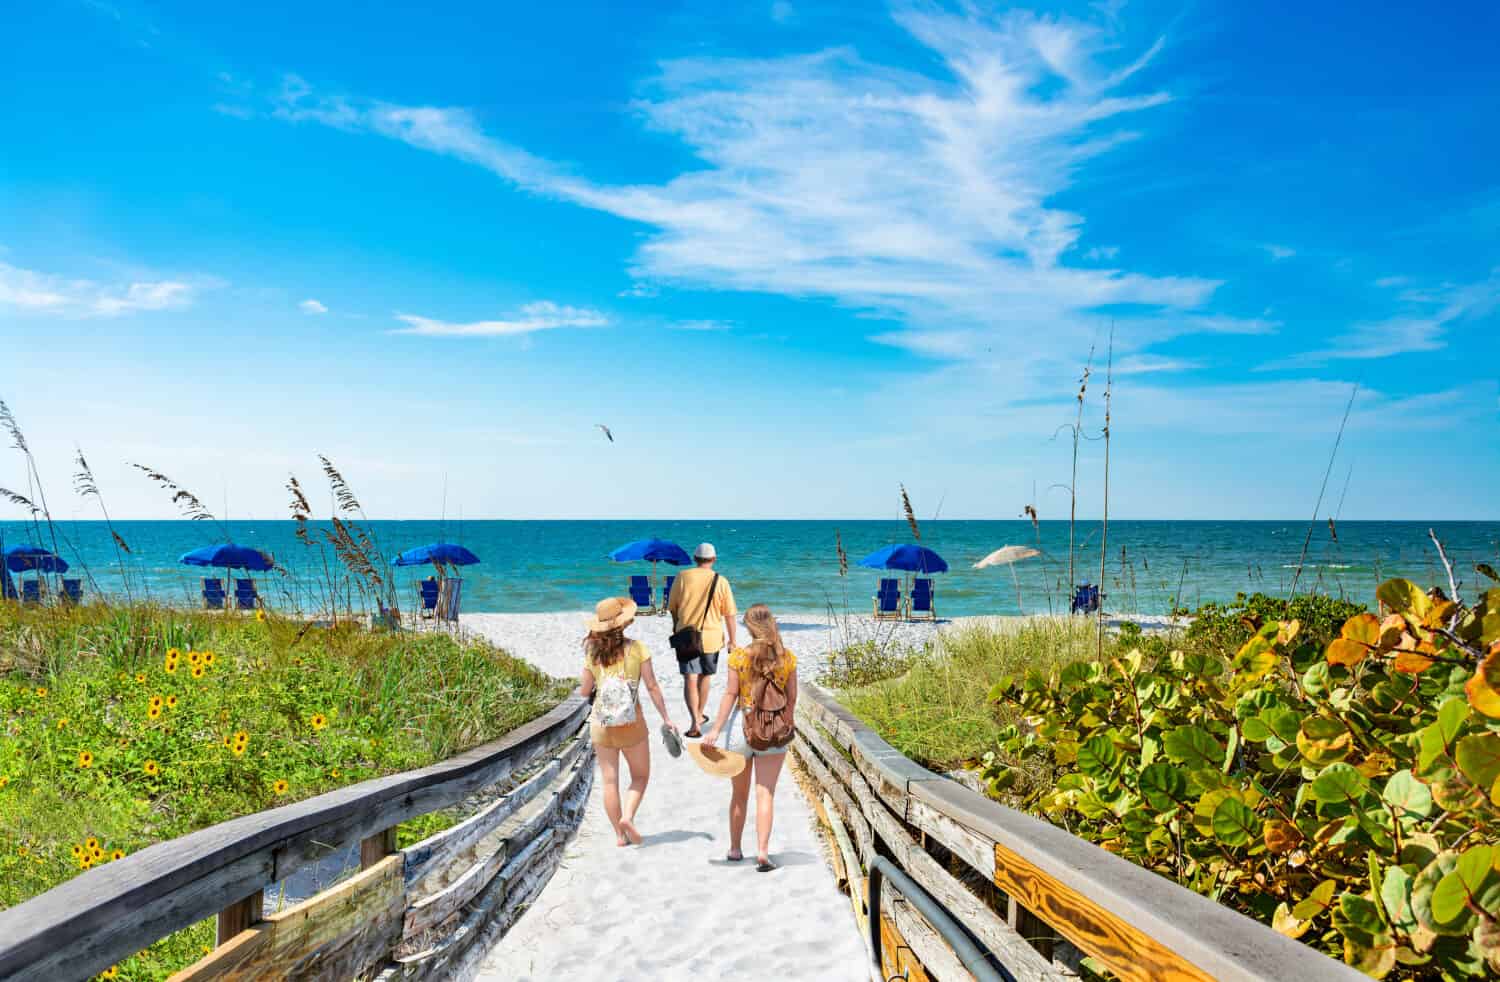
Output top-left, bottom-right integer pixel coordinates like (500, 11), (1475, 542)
(669, 573), (719, 661)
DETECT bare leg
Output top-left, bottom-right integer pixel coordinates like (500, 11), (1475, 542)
(683, 673), (701, 732)
(697, 674), (712, 723)
(595, 744), (625, 846)
(728, 761), (752, 860)
(618, 738), (650, 844)
(753, 753), (786, 863)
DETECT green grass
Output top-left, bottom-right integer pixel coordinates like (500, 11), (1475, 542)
(833, 618), (1108, 774)
(0, 601), (570, 981)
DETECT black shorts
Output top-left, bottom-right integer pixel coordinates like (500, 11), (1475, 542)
(678, 650), (720, 676)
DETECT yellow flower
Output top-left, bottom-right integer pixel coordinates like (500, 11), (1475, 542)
(164, 658), (178, 675)
(309, 714), (328, 732)
(148, 704), (162, 720)
(329, 768), (341, 778)
(166, 694), (179, 709)
(0, 776), (8, 789)
(203, 650), (217, 666)
(85, 837), (99, 850)
(110, 849), (125, 861)
(191, 665), (206, 679)
(77, 750), (94, 769)
(101, 966), (119, 979)
(79, 855), (93, 870)
(16, 845), (27, 856)
(135, 673), (146, 683)
(71, 844), (85, 859)
(189, 650), (203, 665)
(167, 647), (181, 659)
(91, 846), (105, 860)
(56, 718), (69, 730)
(256, 609), (267, 622)
(272, 779), (289, 795)
(143, 760), (160, 777)
(35, 687), (47, 698)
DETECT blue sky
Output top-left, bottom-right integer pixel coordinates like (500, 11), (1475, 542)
(1, 0), (1496, 520)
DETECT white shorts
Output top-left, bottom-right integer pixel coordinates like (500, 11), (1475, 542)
(723, 706), (789, 758)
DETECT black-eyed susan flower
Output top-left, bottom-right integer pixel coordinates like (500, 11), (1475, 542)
(164, 658), (178, 675)
(34, 686), (47, 698)
(134, 672), (146, 684)
(85, 837), (99, 850)
(143, 760), (160, 777)
(77, 750), (94, 769)
(166, 694), (179, 709)
(166, 647), (181, 660)
(91, 846), (105, 861)
(255, 609), (267, 622)
(191, 665), (206, 680)
(110, 849), (125, 861)
(56, 718), (69, 730)
(0, 776), (9, 789)
(16, 844), (27, 856)
(310, 713), (328, 732)
(329, 768), (341, 779)
(71, 844), (85, 860)
(148, 704), (162, 720)
(272, 779), (289, 795)
(203, 650), (217, 666)
(102, 966), (120, 979)
(79, 855), (93, 870)
(188, 651), (203, 667)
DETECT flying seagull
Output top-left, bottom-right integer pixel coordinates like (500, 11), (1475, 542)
(595, 423), (614, 443)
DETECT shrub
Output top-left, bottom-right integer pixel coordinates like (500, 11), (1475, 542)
(985, 580), (1500, 978)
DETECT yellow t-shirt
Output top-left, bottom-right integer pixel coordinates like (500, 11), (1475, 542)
(727, 647), (797, 708)
(666, 567), (736, 653)
(585, 640), (650, 684)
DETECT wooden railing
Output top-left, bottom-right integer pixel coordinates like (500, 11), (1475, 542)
(0, 694), (592, 982)
(793, 681), (1365, 982)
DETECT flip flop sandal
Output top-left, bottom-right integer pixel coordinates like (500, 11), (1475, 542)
(661, 725), (683, 758)
(684, 728), (702, 739)
(756, 859), (778, 873)
(726, 852), (744, 862)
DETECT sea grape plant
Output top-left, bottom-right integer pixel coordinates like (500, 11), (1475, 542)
(984, 579), (1500, 978)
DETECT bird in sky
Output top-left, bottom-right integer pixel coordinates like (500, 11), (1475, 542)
(595, 423), (614, 443)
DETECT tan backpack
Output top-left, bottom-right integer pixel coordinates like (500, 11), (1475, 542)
(744, 670), (795, 751)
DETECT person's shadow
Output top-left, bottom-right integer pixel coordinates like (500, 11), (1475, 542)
(640, 829), (714, 847)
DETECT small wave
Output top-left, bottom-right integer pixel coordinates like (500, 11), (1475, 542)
(1279, 563), (1353, 570)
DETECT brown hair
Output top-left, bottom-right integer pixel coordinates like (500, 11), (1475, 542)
(585, 627), (628, 669)
(742, 604), (786, 680)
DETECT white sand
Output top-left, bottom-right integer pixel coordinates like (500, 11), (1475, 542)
(460, 608), (1180, 980)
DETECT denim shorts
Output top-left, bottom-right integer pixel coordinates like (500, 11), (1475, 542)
(677, 649), (720, 676)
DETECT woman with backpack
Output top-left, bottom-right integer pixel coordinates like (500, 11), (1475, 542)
(700, 603), (797, 872)
(580, 597), (680, 847)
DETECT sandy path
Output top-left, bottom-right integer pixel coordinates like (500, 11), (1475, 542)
(463, 611), (870, 982)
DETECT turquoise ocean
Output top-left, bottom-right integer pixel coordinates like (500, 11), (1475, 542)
(2, 520), (1496, 617)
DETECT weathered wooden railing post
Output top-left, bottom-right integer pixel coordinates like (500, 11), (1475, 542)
(361, 826), (398, 868)
(216, 890), (264, 945)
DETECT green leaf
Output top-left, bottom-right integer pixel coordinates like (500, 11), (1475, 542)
(1377, 578), (1433, 619)
(1310, 762), (1371, 806)
(1293, 879), (1338, 921)
(1298, 715), (1352, 765)
(1241, 716), (1272, 742)
(1137, 762), (1187, 812)
(1337, 892), (1387, 939)
(1077, 733), (1119, 778)
(1456, 732), (1500, 790)
(1381, 866), (1419, 934)
(1412, 851), (1469, 936)
(1233, 630), (1279, 679)
(1163, 725), (1223, 770)
(1263, 707), (1302, 744)
(1381, 769), (1433, 820)
(1301, 661), (1330, 697)
(1429, 871), (1478, 933)
(1210, 796), (1258, 847)
(1180, 651), (1223, 679)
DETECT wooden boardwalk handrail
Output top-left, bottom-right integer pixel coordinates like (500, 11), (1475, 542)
(0, 694), (590, 982)
(794, 681), (1364, 982)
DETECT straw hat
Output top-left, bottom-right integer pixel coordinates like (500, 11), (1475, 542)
(685, 741), (747, 779)
(586, 596), (637, 633)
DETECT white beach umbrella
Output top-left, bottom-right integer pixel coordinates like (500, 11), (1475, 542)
(972, 545), (1041, 569)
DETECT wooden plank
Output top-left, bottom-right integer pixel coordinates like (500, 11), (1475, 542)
(170, 854), (403, 982)
(791, 734), (873, 863)
(884, 892), (965, 982)
(361, 828), (397, 870)
(216, 891), (262, 946)
(907, 795), (998, 883)
(819, 794), (849, 889)
(880, 911), (933, 982)
(402, 729), (586, 892)
(0, 695), (588, 981)
(801, 681), (936, 821)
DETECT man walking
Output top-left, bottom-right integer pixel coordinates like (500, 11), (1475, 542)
(667, 542), (736, 737)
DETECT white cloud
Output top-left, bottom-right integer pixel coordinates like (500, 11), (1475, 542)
(268, 5), (1240, 373)
(1111, 354), (1200, 375)
(1374, 275), (1410, 288)
(299, 298), (329, 314)
(1260, 269), (1500, 368)
(770, 1), (795, 24)
(0, 261), (198, 317)
(390, 300), (608, 337)
(670, 319), (733, 332)
(617, 282), (659, 299)
(1084, 245), (1119, 260)
(1260, 243), (1296, 261)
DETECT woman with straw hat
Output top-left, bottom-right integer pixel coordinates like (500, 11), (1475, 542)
(701, 603), (798, 871)
(581, 596), (680, 847)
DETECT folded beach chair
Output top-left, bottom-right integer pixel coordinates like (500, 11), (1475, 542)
(662, 575), (675, 612)
(1, 568), (16, 601)
(628, 575), (655, 614)
(202, 577), (226, 610)
(234, 578), (260, 611)
(440, 578), (464, 622)
(21, 580), (42, 605)
(873, 578), (903, 620)
(908, 578), (936, 621)
(60, 579), (83, 604)
(416, 578), (440, 620)
(1071, 583), (1100, 614)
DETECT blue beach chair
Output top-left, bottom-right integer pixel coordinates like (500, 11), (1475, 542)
(873, 578), (903, 620)
(909, 578), (936, 621)
(21, 580), (42, 605)
(1, 569), (16, 601)
(202, 577), (226, 610)
(416, 577), (440, 620)
(234, 578), (260, 611)
(662, 575), (675, 612)
(60, 579), (82, 604)
(628, 575), (654, 614)
(1071, 583), (1100, 614)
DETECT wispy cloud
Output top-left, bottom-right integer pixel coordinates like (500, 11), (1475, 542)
(299, 298), (328, 314)
(1374, 275), (1410, 288)
(1259, 269), (1500, 369)
(1111, 354), (1201, 375)
(617, 282), (659, 299)
(670, 319), (733, 332)
(390, 301), (608, 337)
(1260, 243), (1296, 261)
(264, 4), (1241, 372)
(770, 1), (795, 25)
(0, 261), (200, 316)
(1084, 245), (1119, 260)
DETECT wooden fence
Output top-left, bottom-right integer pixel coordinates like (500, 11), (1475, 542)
(792, 681), (1366, 982)
(0, 694), (592, 982)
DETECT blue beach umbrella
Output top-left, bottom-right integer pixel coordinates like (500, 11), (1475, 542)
(393, 543), (482, 568)
(857, 544), (949, 574)
(5, 544), (70, 573)
(608, 538), (693, 566)
(179, 543), (275, 572)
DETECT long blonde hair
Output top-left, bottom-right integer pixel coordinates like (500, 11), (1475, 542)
(743, 604), (786, 680)
(585, 627), (628, 669)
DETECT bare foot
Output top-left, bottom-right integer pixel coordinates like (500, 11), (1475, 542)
(620, 820), (643, 845)
(615, 828), (628, 847)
